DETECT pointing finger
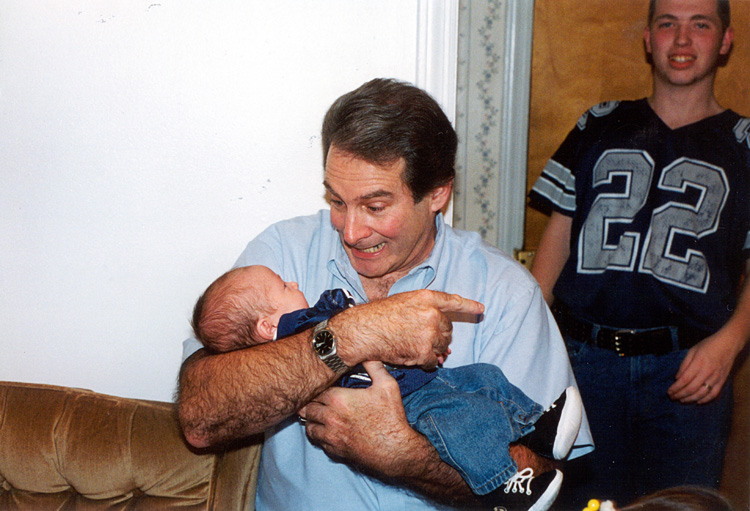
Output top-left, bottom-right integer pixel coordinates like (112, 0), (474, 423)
(429, 291), (484, 316)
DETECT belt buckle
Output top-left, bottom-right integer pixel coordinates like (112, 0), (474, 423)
(612, 329), (638, 357)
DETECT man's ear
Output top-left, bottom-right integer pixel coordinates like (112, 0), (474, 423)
(644, 26), (653, 54)
(429, 181), (453, 213)
(256, 317), (277, 342)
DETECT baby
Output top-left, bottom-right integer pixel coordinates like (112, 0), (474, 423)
(192, 265), (584, 511)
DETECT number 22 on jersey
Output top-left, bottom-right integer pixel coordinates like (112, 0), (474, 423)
(578, 149), (729, 294)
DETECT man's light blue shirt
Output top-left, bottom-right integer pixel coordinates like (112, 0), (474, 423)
(182, 210), (593, 510)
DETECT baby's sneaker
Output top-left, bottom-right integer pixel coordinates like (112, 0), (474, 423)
(522, 386), (582, 460)
(487, 468), (563, 511)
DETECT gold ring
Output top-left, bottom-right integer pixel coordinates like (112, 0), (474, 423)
(703, 382), (713, 391)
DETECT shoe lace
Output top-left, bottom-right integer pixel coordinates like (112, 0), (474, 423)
(503, 467), (534, 496)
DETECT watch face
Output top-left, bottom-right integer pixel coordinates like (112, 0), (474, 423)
(313, 330), (335, 356)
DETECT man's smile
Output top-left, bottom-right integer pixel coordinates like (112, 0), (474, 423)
(357, 242), (386, 254)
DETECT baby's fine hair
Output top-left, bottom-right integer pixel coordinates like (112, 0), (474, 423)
(192, 267), (275, 352)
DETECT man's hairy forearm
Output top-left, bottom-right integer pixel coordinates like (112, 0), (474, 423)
(387, 437), (551, 506)
(390, 434), (477, 506)
(177, 291), (482, 450)
(178, 332), (335, 448)
(404, 449), (477, 506)
(179, 347), (476, 502)
(177, 302), (394, 448)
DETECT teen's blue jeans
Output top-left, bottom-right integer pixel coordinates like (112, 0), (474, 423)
(558, 335), (733, 508)
(402, 363), (544, 495)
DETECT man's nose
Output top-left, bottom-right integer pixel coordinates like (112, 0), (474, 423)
(343, 211), (371, 245)
(289, 281), (299, 290)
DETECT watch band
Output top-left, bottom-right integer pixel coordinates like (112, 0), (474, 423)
(320, 350), (348, 374)
(312, 319), (348, 373)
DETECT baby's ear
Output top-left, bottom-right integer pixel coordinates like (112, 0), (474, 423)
(256, 317), (277, 342)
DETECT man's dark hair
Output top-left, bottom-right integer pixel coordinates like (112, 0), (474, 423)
(648, 0), (730, 32)
(321, 78), (457, 203)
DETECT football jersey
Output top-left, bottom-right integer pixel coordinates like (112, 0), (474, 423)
(530, 99), (750, 333)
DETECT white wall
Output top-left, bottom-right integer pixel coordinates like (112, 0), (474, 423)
(0, 1), (457, 401)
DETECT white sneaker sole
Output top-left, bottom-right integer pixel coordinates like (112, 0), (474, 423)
(552, 386), (583, 460)
(529, 469), (563, 511)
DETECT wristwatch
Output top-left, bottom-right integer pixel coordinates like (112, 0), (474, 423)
(312, 319), (348, 374)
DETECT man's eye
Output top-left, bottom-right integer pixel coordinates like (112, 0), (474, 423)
(367, 205), (385, 213)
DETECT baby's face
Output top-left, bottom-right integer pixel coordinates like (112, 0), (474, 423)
(255, 266), (309, 321)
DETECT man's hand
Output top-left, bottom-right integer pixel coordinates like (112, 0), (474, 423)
(298, 361), (475, 504)
(298, 361), (419, 477)
(332, 290), (484, 370)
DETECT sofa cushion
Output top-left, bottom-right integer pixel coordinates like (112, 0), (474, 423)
(0, 381), (261, 510)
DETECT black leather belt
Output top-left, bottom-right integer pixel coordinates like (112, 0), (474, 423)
(552, 303), (707, 357)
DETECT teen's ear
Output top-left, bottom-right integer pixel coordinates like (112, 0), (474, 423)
(256, 317), (277, 342)
(720, 26), (734, 55)
(429, 181), (453, 213)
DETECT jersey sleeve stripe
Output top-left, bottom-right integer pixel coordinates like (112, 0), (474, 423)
(542, 159), (576, 192)
(531, 177), (576, 212)
(531, 160), (576, 212)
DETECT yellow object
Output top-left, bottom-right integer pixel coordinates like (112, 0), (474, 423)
(584, 499), (601, 511)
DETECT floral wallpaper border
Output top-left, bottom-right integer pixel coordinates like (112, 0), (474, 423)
(453, 0), (534, 255)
